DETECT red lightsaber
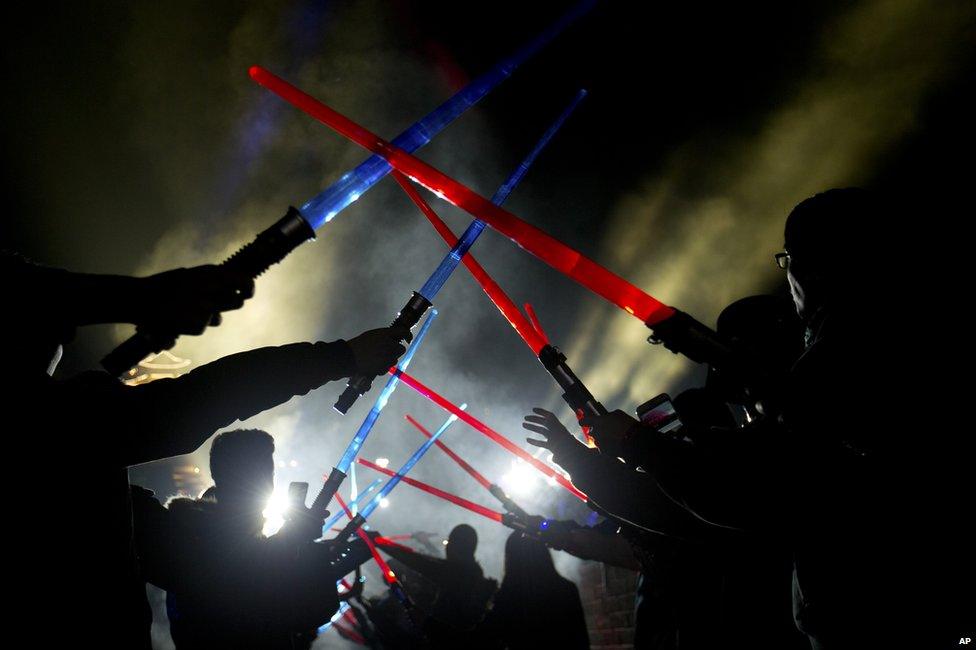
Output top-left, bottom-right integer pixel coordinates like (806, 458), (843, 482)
(334, 493), (399, 585)
(392, 171), (549, 354)
(404, 414), (493, 490)
(333, 619), (366, 646)
(385, 369), (588, 501)
(249, 66), (676, 327)
(358, 458), (505, 522)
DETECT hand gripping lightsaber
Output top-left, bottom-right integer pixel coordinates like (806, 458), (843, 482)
(250, 68), (749, 373)
(396, 171), (608, 429)
(334, 89), (587, 413)
(309, 310), (438, 525)
(101, 1), (593, 377)
(320, 478), (383, 536)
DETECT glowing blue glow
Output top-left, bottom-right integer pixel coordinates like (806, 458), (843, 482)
(320, 478), (383, 534)
(539, 519), (551, 531)
(417, 88), (587, 302)
(318, 601), (351, 634)
(358, 409), (465, 521)
(335, 310), (438, 474)
(298, 0), (595, 230)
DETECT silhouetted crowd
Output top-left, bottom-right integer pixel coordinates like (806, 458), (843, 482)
(4, 188), (968, 649)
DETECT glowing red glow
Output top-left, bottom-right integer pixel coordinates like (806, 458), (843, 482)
(334, 493), (398, 584)
(333, 620), (366, 645)
(405, 414), (493, 490)
(392, 171), (548, 354)
(386, 370), (588, 502)
(358, 458), (505, 522)
(250, 66), (675, 326)
(523, 302), (549, 343)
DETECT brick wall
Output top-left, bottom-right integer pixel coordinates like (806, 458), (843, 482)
(578, 561), (638, 649)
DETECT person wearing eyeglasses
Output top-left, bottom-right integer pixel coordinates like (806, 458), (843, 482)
(557, 189), (963, 649)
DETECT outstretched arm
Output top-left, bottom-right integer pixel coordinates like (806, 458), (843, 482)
(113, 327), (407, 466)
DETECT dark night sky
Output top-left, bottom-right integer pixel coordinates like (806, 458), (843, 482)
(1, 2), (973, 640)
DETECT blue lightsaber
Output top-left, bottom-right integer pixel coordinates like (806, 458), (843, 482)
(320, 478), (383, 535)
(301, 0), (594, 229)
(334, 88), (588, 413)
(336, 410), (465, 538)
(309, 310), (438, 523)
(102, 0), (593, 376)
(318, 601), (351, 635)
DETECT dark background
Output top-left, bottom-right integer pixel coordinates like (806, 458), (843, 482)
(2, 0), (972, 644)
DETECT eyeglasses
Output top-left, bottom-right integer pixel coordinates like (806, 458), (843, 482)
(774, 251), (791, 270)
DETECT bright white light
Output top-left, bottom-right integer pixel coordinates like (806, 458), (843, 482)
(375, 458), (390, 468)
(262, 489), (290, 537)
(546, 475), (558, 487)
(289, 459), (298, 468)
(500, 458), (538, 496)
(379, 498), (390, 508)
(442, 539), (449, 546)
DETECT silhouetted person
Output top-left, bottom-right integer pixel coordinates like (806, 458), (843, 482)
(526, 295), (806, 649)
(133, 429), (373, 649)
(3, 251), (407, 648)
(378, 523), (498, 647)
(478, 532), (589, 650)
(556, 189), (960, 648)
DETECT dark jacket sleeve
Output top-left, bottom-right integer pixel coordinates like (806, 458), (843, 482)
(377, 545), (453, 586)
(113, 341), (355, 466)
(553, 444), (715, 540)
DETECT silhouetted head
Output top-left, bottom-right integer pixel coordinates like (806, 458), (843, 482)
(502, 532), (560, 591)
(209, 429), (275, 512)
(716, 295), (803, 375)
(781, 188), (878, 320)
(446, 524), (478, 562)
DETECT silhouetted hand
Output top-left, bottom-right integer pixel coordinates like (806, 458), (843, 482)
(580, 409), (641, 460)
(138, 265), (255, 334)
(347, 326), (409, 376)
(523, 408), (588, 467)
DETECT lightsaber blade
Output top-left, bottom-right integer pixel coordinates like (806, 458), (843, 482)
(405, 414), (492, 490)
(395, 167), (607, 425)
(405, 414), (530, 518)
(394, 172), (548, 354)
(320, 478), (383, 535)
(334, 493), (400, 585)
(104, 1), (594, 378)
(389, 368), (588, 501)
(334, 493), (422, 624)
(358, 458), (504, 523)
(334, 90), (586, 413)
(296, 0), (596, 228)
(357, 410), (464, 523)
(334, 309), (438, 474)
(249, 66), (676, 328)
(334, 410), (464, 542)
(306, 309), (438, 530)
(318, 602), (351, 634)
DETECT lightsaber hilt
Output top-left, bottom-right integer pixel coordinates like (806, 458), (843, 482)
(101, 207), (315, 377)
(646, 308), (741, 369)
(488, 484), (530, 519)
(335, 512), (367, 542)
(334, 291), (432, 414)
(538, 344), (609, 418)
(310, 466), (347, 517)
